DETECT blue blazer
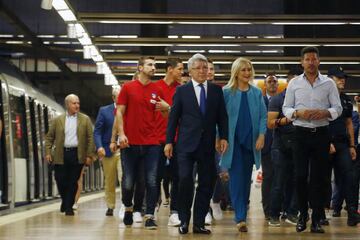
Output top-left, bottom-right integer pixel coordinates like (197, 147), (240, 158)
(166, 81), (228, 153)
(94, 103), (115, 157)
(220, 85), (267, 170)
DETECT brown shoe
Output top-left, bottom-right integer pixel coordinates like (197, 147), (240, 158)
(237, 221), (248, 232)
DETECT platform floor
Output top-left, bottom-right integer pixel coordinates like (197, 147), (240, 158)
(0, 186), (359, 240)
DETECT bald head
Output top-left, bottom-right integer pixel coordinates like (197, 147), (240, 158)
(65, 94), (80, 115)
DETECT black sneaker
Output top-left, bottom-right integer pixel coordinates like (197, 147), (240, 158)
(123, 211), (133, 226)
(347, 212), (360, 226)
(332, 210), (341, 217)
(145, 218), (157, 230)
(285, 215), (299, 225)
(268, 217), (280, 227)
(106, 208), (114, 216)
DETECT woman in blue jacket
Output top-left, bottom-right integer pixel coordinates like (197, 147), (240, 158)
(220, 57), (267, 232)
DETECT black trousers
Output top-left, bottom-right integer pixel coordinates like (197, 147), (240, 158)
(293, 127), (330, 222)
(261, 152), (273, 217)
(176, 143), (217, 226)
(54, 148), (83, 212)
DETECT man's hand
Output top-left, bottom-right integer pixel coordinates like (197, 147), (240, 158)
(255, 135), (265, 151)
(164, 143), (173, 159)
(97, 147), (106, 159)
(85, 157), (92, 166)
(329, 143), (336, 154)
(155, 97), (170, 112)
(119, 134), (129, 149)
(109, 142), (117, 153)
(45, 154), (52, 163)
(350, 147), (357, 160)
(219, 171), (229, 181)
(297, 109), (329, 120)
(218, 139), (228, 154)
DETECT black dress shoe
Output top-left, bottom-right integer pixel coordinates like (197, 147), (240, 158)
(60, 203), (65, 213)
(319, 218), (329, 226)
(296, 215), (308, 232)
(193, 225), (211, 234)
(178, 223), (189, 234)
(65, 210), (74, 216)
(310, 222), (325, 233)
(347, 212), (360, 226)
(106, 208), (114, 216)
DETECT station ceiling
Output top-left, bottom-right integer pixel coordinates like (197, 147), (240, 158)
(0, 0), (359, 117)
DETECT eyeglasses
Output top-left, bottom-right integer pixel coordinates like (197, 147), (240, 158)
(192, 66), (208, 71)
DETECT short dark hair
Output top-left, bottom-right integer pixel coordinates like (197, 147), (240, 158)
(165, 58), (182, 71)
(301, 46), (319, 58)
(207, 58), (213, 64)
(138, 56), (155, 67)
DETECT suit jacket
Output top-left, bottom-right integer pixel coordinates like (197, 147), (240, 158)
(93, 103), (115, 157)
(166, 81), (228, 153)
(220, 85), (267, 170)
(45, 112), (95, 165)
(261, 95), (273, 155)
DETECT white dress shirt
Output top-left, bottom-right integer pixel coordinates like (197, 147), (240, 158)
(282, 73), (342, 128)
(191, 79), (208, 106)
(64, 112), (78, 147)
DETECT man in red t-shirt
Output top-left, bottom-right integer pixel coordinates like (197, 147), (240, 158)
(110, 56), (169, 230)
(154, 58), (183, 227)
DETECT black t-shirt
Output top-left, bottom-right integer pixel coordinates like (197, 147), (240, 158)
(268, 90), (295, 135)
(329, 93), (352, 138)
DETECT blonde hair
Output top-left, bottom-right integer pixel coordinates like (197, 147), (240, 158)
(224, 57), (255, 91)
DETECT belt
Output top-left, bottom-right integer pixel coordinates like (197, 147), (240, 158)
(295, 126), (328, 133)
(64, 147), (77, 151)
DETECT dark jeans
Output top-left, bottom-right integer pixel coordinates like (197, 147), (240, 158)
(158, 144), (179, 213)
(121, 145), (160, 215)
(270, 133), (297, 218)
(54, 148), (83, 212)
(212, 152), (224, 203)
(177, 143), (217, 226)
(293, 127), (330, 222)
(261, 152), (273, 217)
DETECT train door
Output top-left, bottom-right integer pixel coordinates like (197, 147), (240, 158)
(42, 106), (51, 199)
(0, 79), (9, 208)
(46, 109), (58, 198)
(36, 104), (45, 199)
(24, 97), (35, 202)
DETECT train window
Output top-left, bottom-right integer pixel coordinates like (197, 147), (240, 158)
(9, 95), (27, 159)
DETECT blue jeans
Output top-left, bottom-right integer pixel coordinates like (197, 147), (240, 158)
(121, 145), (160, 215)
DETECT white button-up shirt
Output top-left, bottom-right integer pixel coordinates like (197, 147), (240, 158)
(64, 112), (78, 147)
(282, 73), (342, 128)
(191, 79), (208, 106)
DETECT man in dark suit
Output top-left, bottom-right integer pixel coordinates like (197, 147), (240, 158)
(261, 73), (278, 219)
(164, 53), (228, 234)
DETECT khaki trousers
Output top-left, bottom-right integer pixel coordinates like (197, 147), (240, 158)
(102, 152), (121, 209)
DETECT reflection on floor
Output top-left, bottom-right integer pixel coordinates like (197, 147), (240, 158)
(0, 186), (359, 240)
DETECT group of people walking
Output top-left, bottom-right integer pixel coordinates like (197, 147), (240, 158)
(45, 46), (360, 235)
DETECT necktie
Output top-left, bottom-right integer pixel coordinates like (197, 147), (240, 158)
(199, 83), (206, 116)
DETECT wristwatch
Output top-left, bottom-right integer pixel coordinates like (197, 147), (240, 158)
(293, 110), (298, 119)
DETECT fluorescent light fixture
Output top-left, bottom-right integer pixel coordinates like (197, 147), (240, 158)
(259, 44), (319, 47)
(100, 49), (116, 52)
(182, 35), (201, 39)
(177, 44), (240, 47)
(253, 61), (299, 64)
(107, 43), (173, 46)
(0, 34), (14, 38)
(323, 44), (360, 47)
(78, 33), (92, 45)
(245, 50), (261, 53)
(6, 41), (24, 44)
(17, 35), (24, 38)
(74, 23), (85, 37)
(246, 36), (259, 39)
(120, 60), (138, 64)
(222, 36), (236, 39)
(52, 0), (68, 10)
(57, 10), (77, 22)
(177, 21), (251, 25)
(215, 74), (225, 76)
(264, 35), (283, 39)
(67, 24), (76, 38)
(74, 49), (83, 52)
(83, 45), (92, 58)
(37, 34), (55, 38)
(96, 62), (106, 74)
(41, 0), (53, 10)
(350, 22), (360, 25)
(173, 50), (188, 53)
(321, 62), (360, 65)
(262, 50), (280, 53)
(225, 50), (241, 53)
(213, 61), (232, 64)
(43, 41), (50, 44)
(104, 74), (118, 85)
(92, 54), (104, 62)
(209, 50), (226, 53)
(168, 35), (179, 39)
(119, 35), (138, 38)
(53, 41), (71, 44)
(272, 22), (346, 25)
(188, 50), (205, 53)
(99, 20), (174, 24)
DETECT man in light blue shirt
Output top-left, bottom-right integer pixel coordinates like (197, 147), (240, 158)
(283, 46), (342, 234)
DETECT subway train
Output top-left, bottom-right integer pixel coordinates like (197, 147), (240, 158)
(0, 59), (103, 211)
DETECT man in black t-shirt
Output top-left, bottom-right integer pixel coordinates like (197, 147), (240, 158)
(326, 67), (360, 226)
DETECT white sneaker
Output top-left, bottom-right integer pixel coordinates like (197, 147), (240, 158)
(72, 203), (79, 210)
(118, 204), (125, 220)
(211, 202), (223, 220)
(133, 211), (143, 223)
(167, 213), (181, 226)
(205, 212), (212, 225)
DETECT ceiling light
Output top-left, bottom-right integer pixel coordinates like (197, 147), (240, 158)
(222, 36), (236, 39)
(259, 44), (319, 47)
(6, 41), (24, 44)
(57, 10), (77, 22)
(100, 49), (116, 52)
(323, 44), (360, 47)
(182, 35), (201, 39)
(53, 41), (71, 44)
(52, 0), (68, 10)
(92, 54), (104, 62)
(120, 60), (138, 64)
(0, 34), (14, 38)
(246, 36), (259, 38)
(37, 34), (55, 38)
(209, 50), (225, 53)
(119, 35), (138, 38)
(67, 24), (76, 38)
(177, 44), (240, 47)
(78, 33), (92, 45)
(264, 35), (283, 39)
(188, 50), (205, 53)
(168, 35), (178, 39)
(261, 50), (280, 53)
(41, 0), (53, 10)
(272, 22), (346, 25)
(213, 61), (232, 64)
(104, 74), (118, 86)
(245, 50), (261, 53)
(99, 20), (174, 24)
(173, 50), (188, 53)
(177, 21), (251, 25)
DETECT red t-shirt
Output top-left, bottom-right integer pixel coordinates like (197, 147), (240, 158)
(117, 80), (164, 145)
(154, 79), (180, 143)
